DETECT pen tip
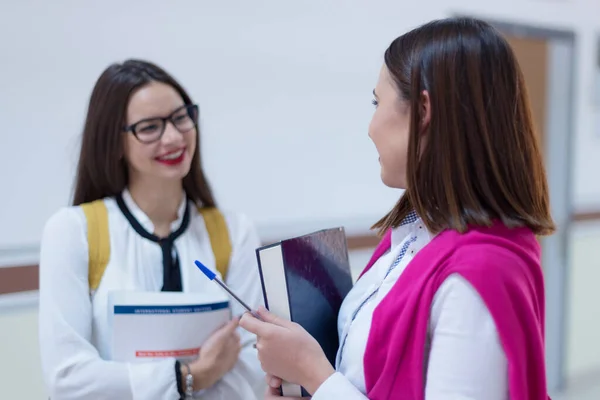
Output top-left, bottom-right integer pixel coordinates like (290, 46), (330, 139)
(194, 260), (216, 281)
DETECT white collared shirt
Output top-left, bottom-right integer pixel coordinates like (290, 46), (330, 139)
(312, 214), (509, 399)
(38, 189), (266, 400)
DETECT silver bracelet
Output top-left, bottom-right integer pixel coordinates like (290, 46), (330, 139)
(182, 362), (194, 399)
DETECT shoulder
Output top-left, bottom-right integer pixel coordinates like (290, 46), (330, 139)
(42, 198), (116, 245)
(39, 206), (90, 273)
(435, 225), (545, 318)
(220, 209), (257, 235)
(42, 205), (87, 240)
(442, 224), (541, 280)
(193, 206), (260, 245)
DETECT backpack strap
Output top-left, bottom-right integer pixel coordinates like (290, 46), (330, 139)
(81, 200), (111, 292)
(198, 207), (232, 280)
(81, 201), (232, 292)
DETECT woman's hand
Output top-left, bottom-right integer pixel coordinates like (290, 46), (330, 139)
(186, 318), (242, 390)
(239, 307), (334, 395)
(264, 374), (311, 399)
(265, 374), (283, 399)
(266, 384), (311, 399)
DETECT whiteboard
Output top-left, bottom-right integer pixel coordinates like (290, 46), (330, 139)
(0, 1), (437, 248)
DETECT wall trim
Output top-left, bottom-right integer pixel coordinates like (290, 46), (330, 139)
(0, 244), (42, 268)
(0, 290), (39, 312)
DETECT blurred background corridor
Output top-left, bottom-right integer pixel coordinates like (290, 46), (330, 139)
(1, 1), (600, 398)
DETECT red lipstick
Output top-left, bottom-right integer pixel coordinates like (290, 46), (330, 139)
(155, 148), (186, 166)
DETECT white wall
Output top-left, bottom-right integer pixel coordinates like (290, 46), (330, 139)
(1, 0), (600, 250)
(566, 222), (600, 381)
(0, 299), (45, 400)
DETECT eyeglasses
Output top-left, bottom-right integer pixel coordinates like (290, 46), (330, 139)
(124, 104), (199, 143)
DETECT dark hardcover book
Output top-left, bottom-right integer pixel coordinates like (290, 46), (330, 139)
(255, 227), (354, 398)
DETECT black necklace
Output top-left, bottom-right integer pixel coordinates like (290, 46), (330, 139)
(116, 193), (190, 291)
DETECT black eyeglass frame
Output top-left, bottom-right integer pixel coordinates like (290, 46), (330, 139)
(123, 104), (199, 143)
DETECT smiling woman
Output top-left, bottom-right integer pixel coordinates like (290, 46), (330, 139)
(37, 60), (265, 400)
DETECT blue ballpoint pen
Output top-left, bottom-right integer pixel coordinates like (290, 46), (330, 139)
(194, 260), (261, 319)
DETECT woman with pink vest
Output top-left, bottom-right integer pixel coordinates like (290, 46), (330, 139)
(240, 16), (554, 400)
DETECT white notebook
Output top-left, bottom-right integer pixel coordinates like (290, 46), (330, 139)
(107, 291), (230, 363)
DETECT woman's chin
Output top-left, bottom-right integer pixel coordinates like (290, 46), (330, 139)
(380, 171), (406, 190)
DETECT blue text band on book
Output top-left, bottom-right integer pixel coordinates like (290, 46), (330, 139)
(114, 301), (229, 315)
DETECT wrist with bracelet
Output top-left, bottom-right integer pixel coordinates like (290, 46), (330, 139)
(175, 360), (194, 399)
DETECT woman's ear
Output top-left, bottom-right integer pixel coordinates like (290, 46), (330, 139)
(420, 90), (431, 133)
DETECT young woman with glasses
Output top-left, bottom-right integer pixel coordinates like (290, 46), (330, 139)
(38, 60), (265, 400)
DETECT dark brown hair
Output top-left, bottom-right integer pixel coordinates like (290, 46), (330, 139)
(372, 17), (555, 236)
(71, 59), (216, 208)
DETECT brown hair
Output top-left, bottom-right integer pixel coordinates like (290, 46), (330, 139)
(372, 17), (555, 236)
(71, 59), (216, 208)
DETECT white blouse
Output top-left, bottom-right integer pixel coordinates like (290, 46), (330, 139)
(38, 189), (265, 400)
(312, 214), (509, 399)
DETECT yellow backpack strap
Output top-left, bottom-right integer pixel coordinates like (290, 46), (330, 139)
(81, 200), (111, 292)
(198, 207), (232, 279)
